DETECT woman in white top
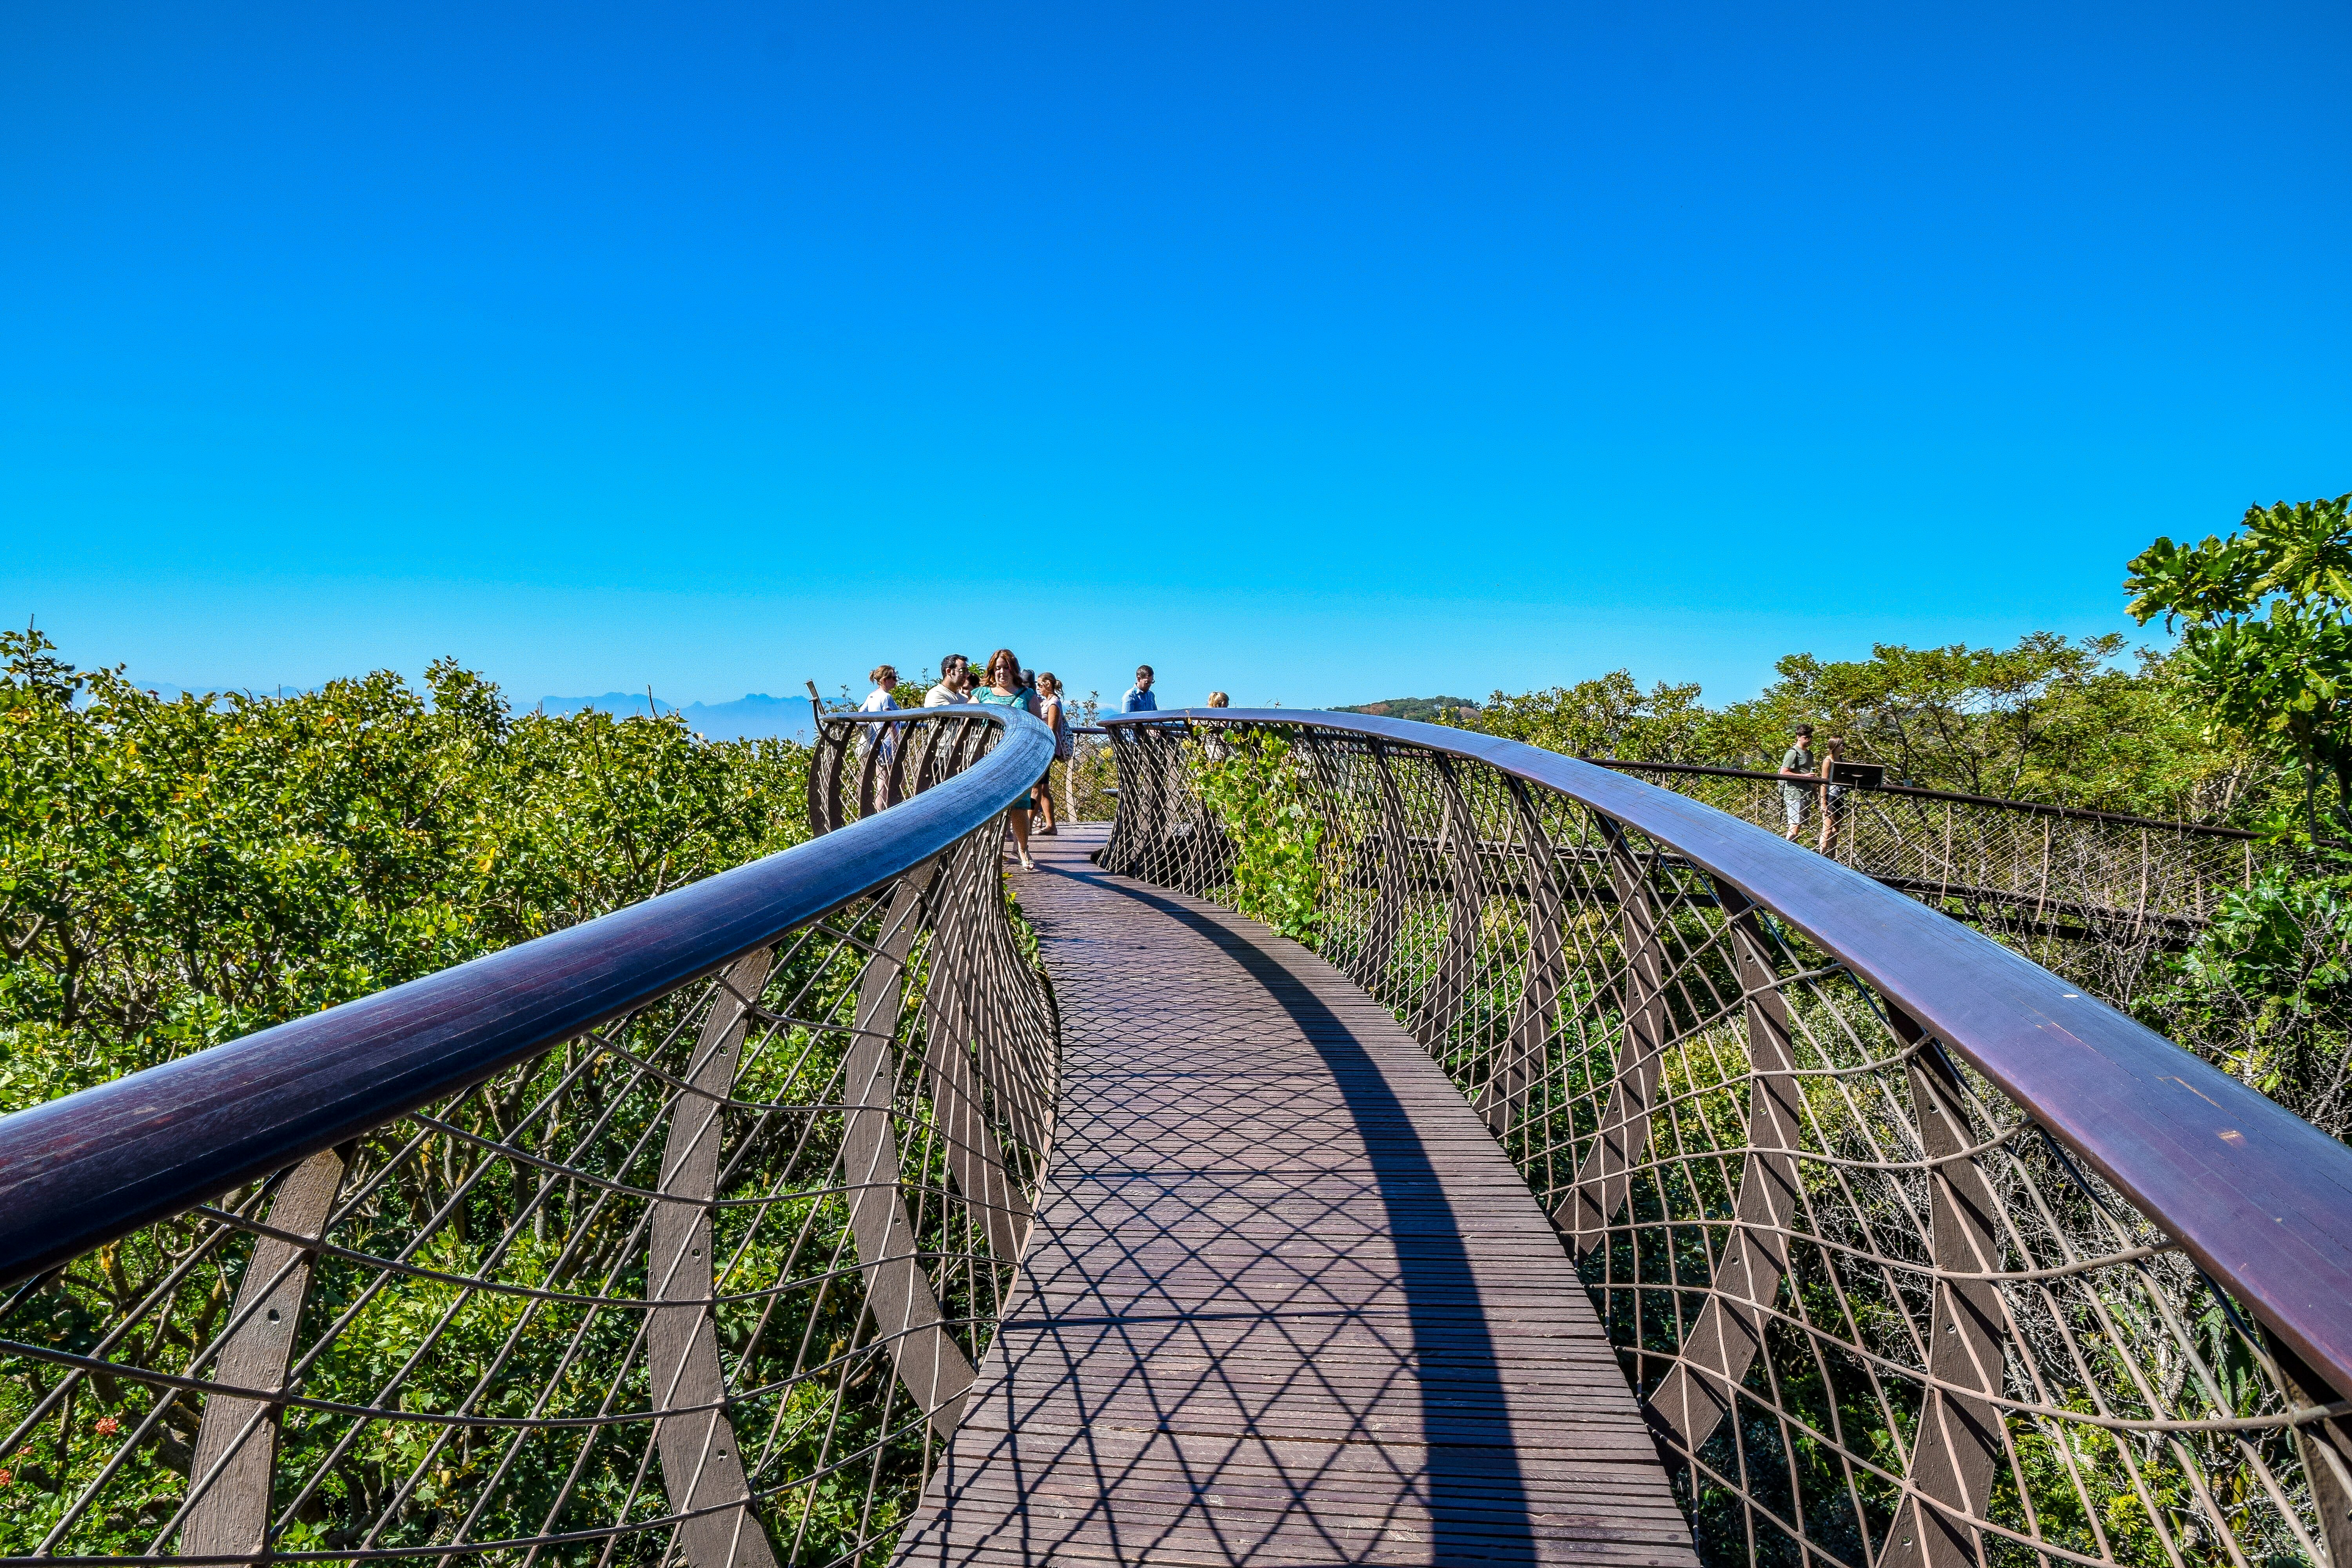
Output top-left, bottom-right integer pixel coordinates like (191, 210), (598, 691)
(1817, 735), (1848, 858)
(859, 664), (901, 808)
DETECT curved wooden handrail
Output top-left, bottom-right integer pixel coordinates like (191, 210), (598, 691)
(0, 706), (1057, 1293)
(1103, 707), (2352, 1401)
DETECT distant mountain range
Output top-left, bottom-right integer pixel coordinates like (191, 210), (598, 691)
(531, 692), (813, 741)
(1335, 695), (1481, 723)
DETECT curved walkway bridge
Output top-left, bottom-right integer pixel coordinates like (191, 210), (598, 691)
(900, 825), (1685, 1564)
(2, 708), (2350, 1568)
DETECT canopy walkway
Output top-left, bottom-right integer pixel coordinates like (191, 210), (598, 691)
(2, 706), (2349, 1568)
(898, 826), (1691, 1564)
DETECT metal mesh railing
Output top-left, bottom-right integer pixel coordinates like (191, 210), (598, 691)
(1053, 728), (1117, 824)
(1100, 710), (2352, 1568)
(809, 715), (1114, 834)
(0, 708), (1059, 1568)
(1598, 762), (2269, 1005)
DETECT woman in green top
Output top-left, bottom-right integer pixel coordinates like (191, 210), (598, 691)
(971, 648), (1040, 869)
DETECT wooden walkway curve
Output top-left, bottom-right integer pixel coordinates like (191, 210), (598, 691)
(896, 826), (1699, 1566)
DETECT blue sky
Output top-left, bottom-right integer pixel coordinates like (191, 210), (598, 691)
(4, 1), (2347, 713)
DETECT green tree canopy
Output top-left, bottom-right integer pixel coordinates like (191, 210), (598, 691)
(0, 628), (809, 1111)
(2127, 494), (2352, 837)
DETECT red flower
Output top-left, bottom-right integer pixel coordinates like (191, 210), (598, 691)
(0, 1469), (13, 1488)
(93, 1416), (120, 1437)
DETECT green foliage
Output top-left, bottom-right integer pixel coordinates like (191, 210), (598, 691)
(2127, 494), (2352, 838)
(1460, 670), (1713, 763)
(1459, 639), (2258, 825)
(0, 627), (811, 1111)
(2138, 854), (2352, 1134)
(1190, 730), (1324, 941)
(1334, 695), (1481, 723)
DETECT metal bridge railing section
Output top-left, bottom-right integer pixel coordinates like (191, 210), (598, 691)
(1595, 760), (2267, 1005)
(1100, 709), (2352, 1568)
(811, 717), (1115, 831)
(0, 708), (1059, 1568)
(1057, 726), (1118, 824)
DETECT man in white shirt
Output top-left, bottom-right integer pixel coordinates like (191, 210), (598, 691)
(924, 654), (969, 707)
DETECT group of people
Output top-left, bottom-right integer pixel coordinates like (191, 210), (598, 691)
(858, 650), (1076, 871)
(856, 655), (1235, 869)
(1777, 722), (1851, 855)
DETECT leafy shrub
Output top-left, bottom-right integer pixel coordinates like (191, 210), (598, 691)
(1189, 728), (1324, 941)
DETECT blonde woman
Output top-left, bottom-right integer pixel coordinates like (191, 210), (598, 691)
(969, 648), (1040, 869)
(1818, 735), (1849, 858)
(858, 663), (901, 807)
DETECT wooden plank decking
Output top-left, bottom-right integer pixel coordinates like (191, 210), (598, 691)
(895, 824), (1697, 1566)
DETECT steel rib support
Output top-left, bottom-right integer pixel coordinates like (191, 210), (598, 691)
(1643, 880), (1800, 1455)
(1408, 753), (1485, 1052)
(650, 947), (781, 1568)
(1480, 777), (1569, 1139)
(839, 865), (976, 1441)
(1563, 820), (1673, 1254)
(1878, 1005), (2004, 1568)
(181, 1147), (350, 1560)
(915, 843), (1034, 1263)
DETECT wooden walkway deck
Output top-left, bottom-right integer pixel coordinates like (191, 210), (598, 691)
(895, 824), (1697, 1566)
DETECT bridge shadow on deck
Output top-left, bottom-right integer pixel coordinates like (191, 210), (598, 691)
(894, 825), (1695, 1567)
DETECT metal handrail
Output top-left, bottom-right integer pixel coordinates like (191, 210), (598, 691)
(0, 707), (1056, 1292)
(0, 704), (1058, 1568)
(1102, 707), (2352, 1400)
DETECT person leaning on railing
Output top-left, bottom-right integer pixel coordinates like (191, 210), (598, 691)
(1777, 722), (1817, 840)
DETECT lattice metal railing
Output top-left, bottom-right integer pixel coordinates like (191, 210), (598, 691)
(1055, 728), (1118, 825)
(0, 708), (1058, 1568)
(1597, 762), (2270, 1005)
(809, 713), (1116, 834)
(1100, 710), (2352, 1568)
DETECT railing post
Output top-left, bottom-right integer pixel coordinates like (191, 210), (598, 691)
(919, 842), (1042, 1261)
(1361, 739), (1413, 999)
(1563, 820), (1673, 1256)
(1878, 1004), (2004, 1568)
(1642, 880), (1798, 1457)
(809, 716), (854, 835)
(2263, 1332), (2352, 1567)
(1099, 725), (1169, 879)
(1407, 755), (1483, 1052)
(181, 1147), (350, 1560)
(838, 862), (978, 1441)
(650, 948), (782, 1568)
(1480, 778), (1567, 1139)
